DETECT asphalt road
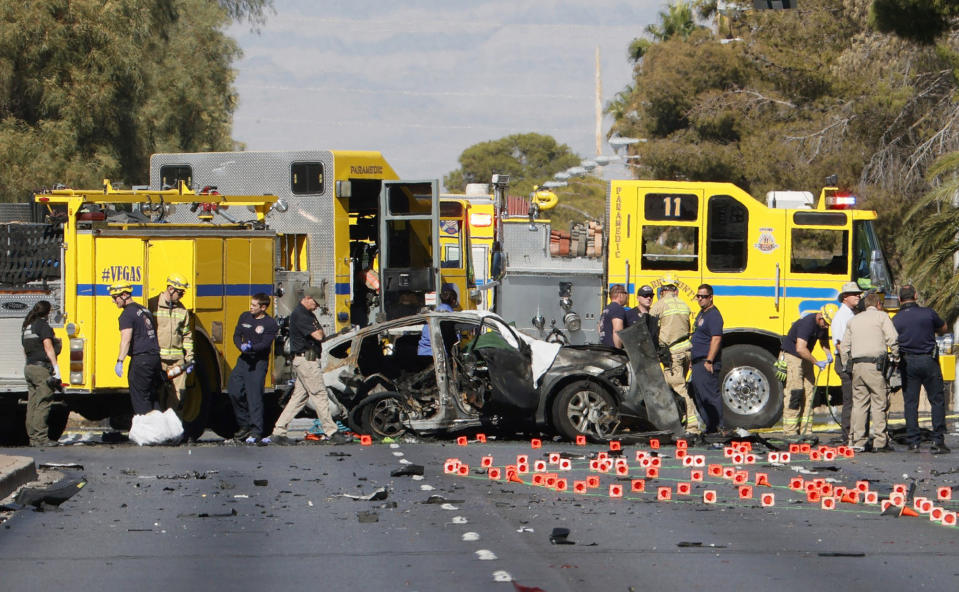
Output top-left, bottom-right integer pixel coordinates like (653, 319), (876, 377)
(1, 435), (958, 592)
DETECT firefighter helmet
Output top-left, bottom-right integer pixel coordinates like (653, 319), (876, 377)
(166, 274), (190, 291)
(109, 281), (134, 297)
(820, 303), (839, 325)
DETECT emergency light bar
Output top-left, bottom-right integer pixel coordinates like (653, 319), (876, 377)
(826, 192), (856, 209)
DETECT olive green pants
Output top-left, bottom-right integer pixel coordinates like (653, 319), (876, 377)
(24, 364), (56, 446)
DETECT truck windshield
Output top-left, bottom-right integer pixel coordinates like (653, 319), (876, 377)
(852, 220), (893, 292)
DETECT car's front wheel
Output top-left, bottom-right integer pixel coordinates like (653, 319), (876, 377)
(550, 380), (619, 441)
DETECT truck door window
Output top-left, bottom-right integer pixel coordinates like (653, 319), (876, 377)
(442, 244), (461, 268)
(290, 162), (324, 195)
(790, 228), (848, 274)
(706, 195), (748, 272)
(641, 226), (699, 271)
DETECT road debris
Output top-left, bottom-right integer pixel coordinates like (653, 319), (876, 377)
(339, 487), (389, 501)
(14, 476), (87, 508)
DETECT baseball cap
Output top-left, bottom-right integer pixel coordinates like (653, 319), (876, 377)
(637, 285), (654, 298)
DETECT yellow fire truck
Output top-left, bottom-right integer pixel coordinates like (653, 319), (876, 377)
(0, 182), (277, 442)
(149, 151), (475, 333)
(607, 180), (956, 428)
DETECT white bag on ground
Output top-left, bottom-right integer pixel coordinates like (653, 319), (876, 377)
(129, 409), (184, 446)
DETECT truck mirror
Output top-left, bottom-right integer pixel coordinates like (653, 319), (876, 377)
(491, 251), (504, 281)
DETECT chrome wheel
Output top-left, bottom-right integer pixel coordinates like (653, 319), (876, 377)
(722, 365), (770, 416)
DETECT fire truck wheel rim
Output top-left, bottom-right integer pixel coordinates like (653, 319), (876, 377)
(721, 366), (770, 416)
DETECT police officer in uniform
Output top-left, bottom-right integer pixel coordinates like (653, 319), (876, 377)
(265, 286), (349, 445)
(893, 284), (950, 454)
(21, 300), (61, 447)
(599, 284), (628, 348)
(689, 284), (726, 435)
(831, 282), (862, 444)
(111, 281), (164, 415)
(840, 291), (898, 452)
(228, 293), (279, 444)
(649, 280), (696, 433)
(779, 304), (835, 438)
(625, 284), (660, 344)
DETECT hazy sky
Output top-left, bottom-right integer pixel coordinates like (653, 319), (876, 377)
(227, 0), (662, 186)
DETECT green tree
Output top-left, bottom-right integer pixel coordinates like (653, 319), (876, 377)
(543, 176), (607, 232)
(0, 0), (272, 202)
(444, 133), (581, 197)
(870, 0), (959, 44)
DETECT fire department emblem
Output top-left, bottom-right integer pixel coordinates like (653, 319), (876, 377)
(754, 228), (779, 253)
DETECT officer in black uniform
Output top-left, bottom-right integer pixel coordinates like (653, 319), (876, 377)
(892, 284), (950, 454)
(228, 292), (279, 443)
(111, 281), (164, 415)
(21, 300), (62, 447)
(266, 286), (349, 445)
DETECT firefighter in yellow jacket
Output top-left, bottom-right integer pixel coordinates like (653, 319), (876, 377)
(649, 279), (696, 433)
(148, 274), (194, 409)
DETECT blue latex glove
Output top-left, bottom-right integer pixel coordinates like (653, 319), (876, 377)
(114, 361), (124, 377)
(184, 364), (195, 374)
(825, 351), (834, 364)
(814, 360), (828, 371)
(240, 342), (252, 352)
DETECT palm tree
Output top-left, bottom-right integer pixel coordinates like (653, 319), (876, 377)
(627, 1), (704, 63)
(645, 1), (701, 43)
(903, 151), (959, 320)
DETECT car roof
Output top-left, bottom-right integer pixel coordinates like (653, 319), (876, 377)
(323, 309), (506, 347)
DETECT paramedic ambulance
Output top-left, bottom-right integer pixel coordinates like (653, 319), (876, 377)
(607, 180), (955, 428)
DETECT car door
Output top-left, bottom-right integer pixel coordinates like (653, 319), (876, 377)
(469, 317), (537, 410)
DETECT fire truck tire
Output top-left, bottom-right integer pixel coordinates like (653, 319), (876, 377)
(719, 345), (783, 428)
(551, 380), (619, 441)
(181, 339), (232, 439)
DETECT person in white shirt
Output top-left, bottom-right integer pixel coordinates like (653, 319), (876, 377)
(831, 281), (862, 445)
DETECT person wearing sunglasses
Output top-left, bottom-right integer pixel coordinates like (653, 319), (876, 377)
(148, 274), (195, 411)
(689, 284), (726, 436)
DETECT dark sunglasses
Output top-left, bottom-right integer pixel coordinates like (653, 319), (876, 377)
(695, 294), (711, 299)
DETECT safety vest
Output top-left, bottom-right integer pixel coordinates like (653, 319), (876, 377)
(650, 295), (691, 352)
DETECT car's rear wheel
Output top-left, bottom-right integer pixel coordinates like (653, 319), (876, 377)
(359, 392), (409, 439)
(550, 380), (618, 441)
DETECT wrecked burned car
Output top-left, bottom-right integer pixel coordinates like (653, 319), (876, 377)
(320, 310), (683, 441)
